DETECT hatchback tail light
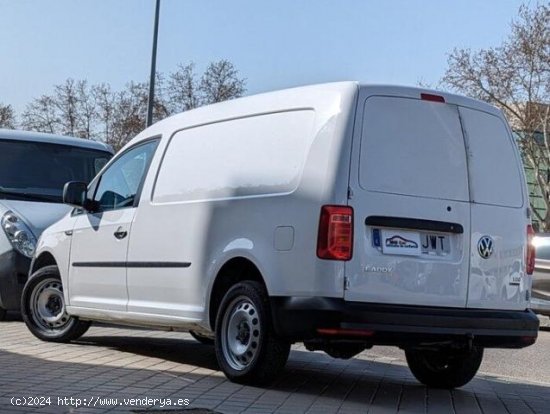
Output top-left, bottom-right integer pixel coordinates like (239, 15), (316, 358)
(527, 224), (535, 275)
(317, 205), (353, 260)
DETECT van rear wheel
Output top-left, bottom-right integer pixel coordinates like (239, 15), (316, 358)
(21, 265), (91, 342)
(405, 346), (483, 389)
(215, 281), (290, 385)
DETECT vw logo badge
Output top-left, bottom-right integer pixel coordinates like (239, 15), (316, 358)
(477, 236), (494, 259)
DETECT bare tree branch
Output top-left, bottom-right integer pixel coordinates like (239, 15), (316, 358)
(442, 3), (550, 229)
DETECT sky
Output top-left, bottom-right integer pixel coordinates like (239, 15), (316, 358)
(0, 0), (528, 114)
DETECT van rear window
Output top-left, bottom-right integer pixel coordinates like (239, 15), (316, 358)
(359, 96), (469, 201)
(152, 110), (315, 203)
(458, 107), (523, 208)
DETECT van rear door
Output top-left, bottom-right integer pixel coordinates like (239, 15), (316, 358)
(346, 93), (471, 308)
(459, 106), (530, 310)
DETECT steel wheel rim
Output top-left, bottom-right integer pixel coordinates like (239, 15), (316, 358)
(221, 296), (261, 371)
(30, 278), (70, 331)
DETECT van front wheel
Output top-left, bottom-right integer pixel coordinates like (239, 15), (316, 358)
(21, 265), (91, 342)
(405, 346), (483, 389)
(215, 281), (290, 385)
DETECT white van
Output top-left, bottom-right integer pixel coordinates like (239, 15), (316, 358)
(22, 82), (538, 389)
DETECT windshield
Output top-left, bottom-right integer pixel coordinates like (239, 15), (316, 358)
(0, 139), (112, 203)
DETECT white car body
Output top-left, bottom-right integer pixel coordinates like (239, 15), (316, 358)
(32, 82), (538, 352)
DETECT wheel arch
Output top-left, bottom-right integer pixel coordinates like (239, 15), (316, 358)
(30, 251), (58, 275)
(207, 256), (267, 330)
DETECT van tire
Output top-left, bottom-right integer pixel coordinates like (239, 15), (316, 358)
(0, 307), (5, 321)
(21, 265), (91, 343)
(405, 346), (483, 389)
(215, 281), (290, 385)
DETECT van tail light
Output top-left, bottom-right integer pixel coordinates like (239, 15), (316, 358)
(421, 93), (445, 103)
(317, 205), (353, 261)
(526, 224), (535, 275)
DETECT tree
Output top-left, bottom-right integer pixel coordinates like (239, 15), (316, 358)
(18, 59), (246, 150)
(108, 76), (170, 150)
(167, 63), (199, 112)
(53, 78), (80, 137)
(92, 83), (116, 142)
(0, 103), (16, 129)
(75, 80), (96, 139)
(21, 79), (97, 139)
(442, 3), (550, 230)
(200, 59), (246, 104)
(21, 95), (58, 133)
(167, 60), (246, 113)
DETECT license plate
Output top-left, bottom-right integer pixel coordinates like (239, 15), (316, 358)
(420, 233), (450, 256)
(380, 230), (450, 256)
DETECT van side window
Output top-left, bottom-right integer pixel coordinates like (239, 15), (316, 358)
(93, 140), (158, 211)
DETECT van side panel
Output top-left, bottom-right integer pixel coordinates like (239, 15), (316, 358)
(152, 110), (316, 204)
(125, 83), (358, 327)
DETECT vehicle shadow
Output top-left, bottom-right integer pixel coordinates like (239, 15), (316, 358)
(2, 311), (22, 322)
(74, 335), (221, 372)
(0, 327), (544, 413)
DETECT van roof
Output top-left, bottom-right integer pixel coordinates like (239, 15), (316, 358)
(129, 81), (503, 148)
(0, 129), (113, 153)
(357, 84), (502, 116)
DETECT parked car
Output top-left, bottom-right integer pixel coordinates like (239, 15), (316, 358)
(0, 129), (112, 320)
(530, 234), (550, 316)
(22, 82), (538, 389)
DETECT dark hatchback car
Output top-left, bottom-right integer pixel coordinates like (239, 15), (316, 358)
(530, 233), (550, 316)
(0, 129), (113, 320)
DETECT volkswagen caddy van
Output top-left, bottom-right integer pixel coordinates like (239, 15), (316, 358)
(22, 83), (539, 389)
(0, 129), (112, 320)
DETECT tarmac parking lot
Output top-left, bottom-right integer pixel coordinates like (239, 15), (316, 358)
(1, 313), (550, 414)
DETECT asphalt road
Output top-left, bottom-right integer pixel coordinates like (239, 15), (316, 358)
(369, 326), (550, 385)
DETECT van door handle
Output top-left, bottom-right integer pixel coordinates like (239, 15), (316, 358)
(114, 229), (128, 240)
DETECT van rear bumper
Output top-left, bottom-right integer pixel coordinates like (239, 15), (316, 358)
(270, 297), (539, 348)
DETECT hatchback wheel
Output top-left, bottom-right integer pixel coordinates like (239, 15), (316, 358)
(21, 265), (91, 342)
(215, 281), (290, 385)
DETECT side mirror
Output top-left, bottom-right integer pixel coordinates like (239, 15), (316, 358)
(63, 181), (88, 208)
